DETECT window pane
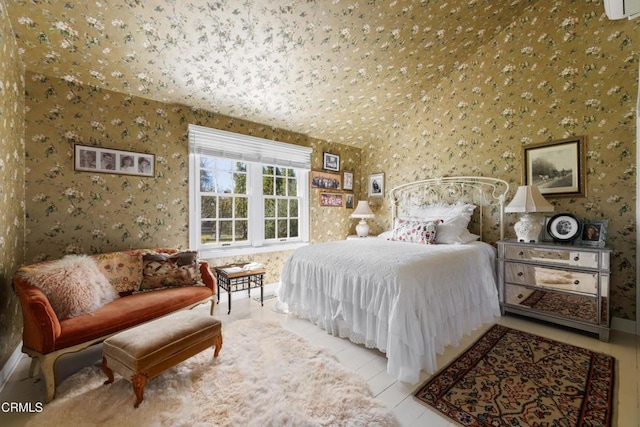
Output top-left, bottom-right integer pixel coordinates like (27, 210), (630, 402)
(289, 199), (298, 217)
(219, 196), (233, 218)
(275, 167), (286, 177)
(217, 171), (233, 193)
(289, 219), (299, 238)
(201, 196), (217, 218)
(219, 221), (233, 242)
(264, 220), (275, 239)
(233, 173), (247, 194)
(235, 220), (248, 241)
(263, 175), (274, 195)
(263, 165), (274, 175)
(287, 169), (296, 177)
(235, 197), (248, 219)
(201, 220), (216, 244)
(288, 178), (297, 196)
(264, 198), (275, 217)
(217, 159), (232, 171)
(277, 199), (288, 217)
(200, 157), (216, 168)
(200, 170), (215, 192)
(277, 219), (287, 238)
(235, 162), (247, 172)
(276, 177), (286, 196)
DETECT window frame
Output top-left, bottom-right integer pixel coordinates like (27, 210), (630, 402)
(188, 125), (310, 259)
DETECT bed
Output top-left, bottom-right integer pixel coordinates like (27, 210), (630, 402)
(277, 176), (510, 384)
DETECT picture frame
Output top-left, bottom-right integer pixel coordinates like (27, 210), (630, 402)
(323, 152), (340, 172)
(319, 192), (343, 207)
(579, 219), (608, 247)
(345, 193), (354, 209)
(75, 144), (155, 177)
(343, 171), (354, 191)
(541, 216), (554, 242)
(546, 213), (582, 243)
(310, 170), (341, 190)
(368, 172), (384, 198)
(523, 136), (586, 198)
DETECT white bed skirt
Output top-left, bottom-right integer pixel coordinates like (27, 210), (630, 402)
(277, 240), (501, 384)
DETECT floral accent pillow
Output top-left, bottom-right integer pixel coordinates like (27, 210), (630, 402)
(139, 250), (203, 291)
(94, 251), (143, 294)
(391, 218), (439, 244)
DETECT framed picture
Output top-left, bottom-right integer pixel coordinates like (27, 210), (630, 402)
(546, 213), (582, 243)
(323, 152), (340, 172)
(541, 216), (554, 242)
(343, 171), (354, 191)
(310, 170), (341, 190)
(75, 144), (155, 177)
(580, 219), (608, 247)
(319, 192), (343, 207)
(368, 172), (384, 198)
(523, 136), (586, 198)
(345, 193), (354, 209)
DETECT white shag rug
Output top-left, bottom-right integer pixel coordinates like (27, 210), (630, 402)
(27, 319), (397, 427)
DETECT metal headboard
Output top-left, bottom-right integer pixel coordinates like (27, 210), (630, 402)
(389, 176), (510, 241)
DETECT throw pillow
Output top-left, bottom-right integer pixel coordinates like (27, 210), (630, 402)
(18, 255), (118, 320)
(94, 251), (143, 293)
(391, 218), (439, 244)
(139, 250), (203, 291)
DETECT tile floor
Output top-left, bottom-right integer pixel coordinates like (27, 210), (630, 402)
(1, 295), (638, 426)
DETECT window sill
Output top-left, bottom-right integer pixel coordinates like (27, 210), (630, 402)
(197, 242), (308, 259)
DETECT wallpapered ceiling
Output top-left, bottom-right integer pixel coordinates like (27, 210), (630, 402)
(5, 0), (537, 146)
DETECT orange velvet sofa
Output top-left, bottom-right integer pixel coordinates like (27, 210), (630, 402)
(13, 249), (216, 403)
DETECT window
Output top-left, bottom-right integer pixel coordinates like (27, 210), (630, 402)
(189, 125), (311, 257)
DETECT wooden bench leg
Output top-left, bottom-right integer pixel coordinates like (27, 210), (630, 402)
(213, 334), (223, 357)
(132, 374), (148, 408)
(102, 357), (114, 385)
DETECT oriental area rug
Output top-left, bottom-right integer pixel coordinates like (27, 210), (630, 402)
(27, 319), (397, 427)
(414, 324), (615, 427)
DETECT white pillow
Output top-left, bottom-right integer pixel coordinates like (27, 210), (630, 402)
(378, 230), (393, 240)
(458, 230), (481, 244)
(434, 215), (472, 244)
(410, 202), (476, 221)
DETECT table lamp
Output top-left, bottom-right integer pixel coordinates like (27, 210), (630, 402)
(505, 185), (554, 243)
(350, 201), (375, 237)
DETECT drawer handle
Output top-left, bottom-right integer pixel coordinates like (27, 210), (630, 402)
(574, 280), (580, 285)
(518, 251), (524, 256)
(517, 272), (524, 277)
(573, 256), (580, 261)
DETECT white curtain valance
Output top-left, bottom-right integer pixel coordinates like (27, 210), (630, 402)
(188, 124), (312, 170)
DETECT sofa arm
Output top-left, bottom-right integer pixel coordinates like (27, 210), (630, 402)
(199, 261), (217, 294)
(13, 277), (61, 354)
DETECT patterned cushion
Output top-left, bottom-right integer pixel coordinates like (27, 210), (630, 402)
(139, 250), (203, 291)
(391, 218), (439, 244)
(94, 251), (143, 293)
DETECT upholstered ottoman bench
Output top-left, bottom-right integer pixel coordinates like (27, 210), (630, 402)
(102, 310), (222, 408)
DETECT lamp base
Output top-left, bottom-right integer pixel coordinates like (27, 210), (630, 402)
(514, 213), (543, 243)
(355, 220), (370, 237)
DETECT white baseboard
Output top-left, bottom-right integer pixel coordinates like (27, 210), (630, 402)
(0, 343), (24, 395)
(611, 316), (637, 334)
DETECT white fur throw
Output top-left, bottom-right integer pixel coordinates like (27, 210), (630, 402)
(20, 255), (118, 320)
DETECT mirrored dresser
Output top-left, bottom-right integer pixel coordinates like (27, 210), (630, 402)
(497, 240), (612, 341)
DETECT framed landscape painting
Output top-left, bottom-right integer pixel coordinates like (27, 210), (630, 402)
(523, 136), (585, 198)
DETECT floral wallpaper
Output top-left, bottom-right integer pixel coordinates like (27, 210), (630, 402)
(0, 1), (25, 369)
(362, 2), (638, 320)
(0, 0), (636, 378)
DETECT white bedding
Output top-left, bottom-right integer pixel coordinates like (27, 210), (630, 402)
(277, 239), (501, 384)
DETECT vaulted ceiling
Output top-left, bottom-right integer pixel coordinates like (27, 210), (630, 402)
(5, 0), (536, 146)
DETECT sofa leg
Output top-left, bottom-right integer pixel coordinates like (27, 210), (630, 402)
(39, 354), (57, 403)
(28, 357), (38, 378)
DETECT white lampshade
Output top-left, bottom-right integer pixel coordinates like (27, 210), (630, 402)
(350, 201), (375, 237)
(505, 185), (555, 213)
(351, 201), (375, 218)
(505, 185), (554, 243)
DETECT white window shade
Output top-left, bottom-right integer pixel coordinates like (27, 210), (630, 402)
(188, 124), (312, 170)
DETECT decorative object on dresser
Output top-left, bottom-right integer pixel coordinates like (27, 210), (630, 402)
(497, 240), (612, 341)
(505, 185), (554, 242)
(350, 200), (375, 237)
(414, 324), (615, 427)
(580, 219), (608, 247)
(546, 213), (582, 242)
(523, 136), (586, 198)
(27, 320), (397, 426)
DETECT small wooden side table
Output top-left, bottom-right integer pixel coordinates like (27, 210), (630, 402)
(214, 263), (266, 314)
